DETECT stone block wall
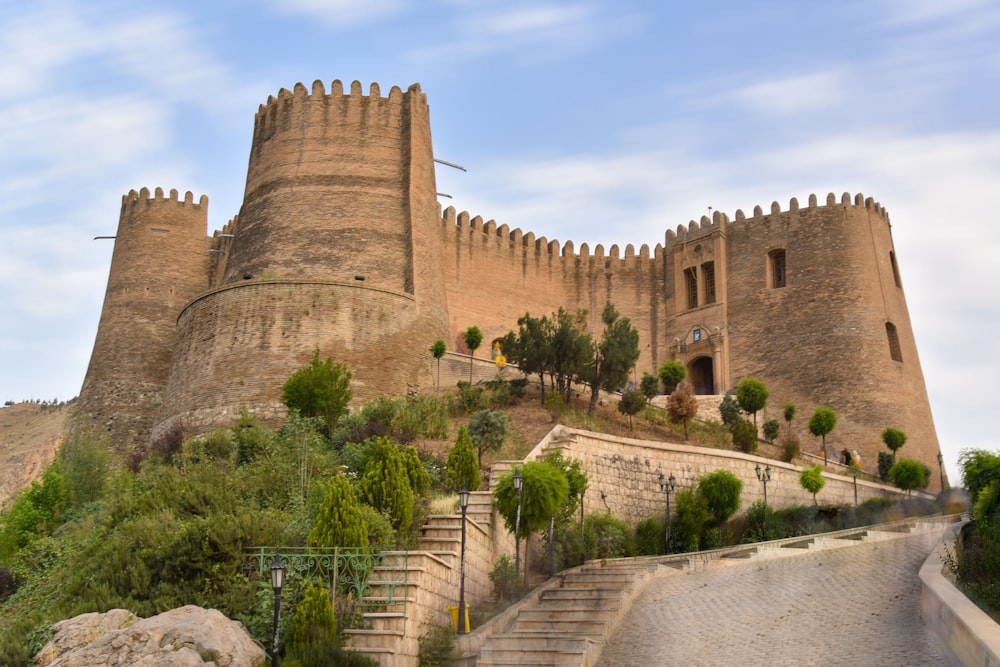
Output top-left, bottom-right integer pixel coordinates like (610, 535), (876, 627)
(533, 427), (922, 527)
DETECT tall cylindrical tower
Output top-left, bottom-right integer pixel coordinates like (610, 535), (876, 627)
(153, 80), (450, 437)
(78, 188), (211, 449)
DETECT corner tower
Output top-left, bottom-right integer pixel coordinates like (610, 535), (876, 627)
(152, 81), (449, 438)
(78, 188), (210, 449)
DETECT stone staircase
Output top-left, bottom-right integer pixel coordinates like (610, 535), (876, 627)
(343, 491), (496, 666)
(475, 559), (684, 666)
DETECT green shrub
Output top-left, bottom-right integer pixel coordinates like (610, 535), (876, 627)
(509, 378), (529, 399)
(732, 419), (758, 454)
(308, 476), (368, 549)
(456, 382), (487, 413)
(285, 581), (336, 654)
(282, 350), (353, 433)
(635, 514), (667, 555)
(781, 437), (801, 463)
(445, 427), (480, 492)
(657, 360), (687, 394)
(670, 488), (709, 553)
(544, 390), (566, 418)
(719, 393), (742, 430)
(488, 555), (524, 602)
(584, 513), (636, 560)
(360, 437), (414, 533)
(877, 451), (894, 481)
(744, 501), (783, 542)
(762, 419), (780, 444)
(418, 622), (455, 667)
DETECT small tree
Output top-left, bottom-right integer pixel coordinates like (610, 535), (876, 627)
(657, 360), (687, 395)
(640, 372), (660, 399)
(881, 427), (907, 462)
(889, 458), (927, 496)
(762, 419), (780, 444)
(800, 465), (826, 505)
(462, 326), (484, 383)
(430, 340), (447, 390)
(308, 475), (369, 548)
(666, 382), (699, 439)
(285, 581), (337, 653)
(281, 350), (353, 433)
(493, 462), (570, 576)
(618, 389), (648, 430)
(360, 437), (415, 534)
(732, 418), (758, 454)
(783, 402), (796, 437)
(467, 409), (509, 468)
(698, 470), (743, 539)
(735, 377), (768, 427)
(808, 406), (837, 465)
(446, 427), (480, 492)
(719, 393), (742, 431)
(586, 302), (640, 416)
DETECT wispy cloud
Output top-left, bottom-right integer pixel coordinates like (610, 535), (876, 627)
(259, 0), (407, 27)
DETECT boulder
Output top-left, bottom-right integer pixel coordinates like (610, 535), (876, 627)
(34, 605), (266, 666)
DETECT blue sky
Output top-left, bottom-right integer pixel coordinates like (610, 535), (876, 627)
(2, 0), (998, 480)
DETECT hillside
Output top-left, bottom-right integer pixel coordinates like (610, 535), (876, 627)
(0, 403), (68, 506)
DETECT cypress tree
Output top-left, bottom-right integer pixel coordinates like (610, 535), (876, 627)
(446, 427), (481, 492)
(402, 445), (430, 498)
(360, 437), (414, 533)
(286, 581), (337, 652)
(308, 475), (368, 549)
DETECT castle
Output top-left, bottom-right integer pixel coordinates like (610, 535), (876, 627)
(77, 79), (942, 489)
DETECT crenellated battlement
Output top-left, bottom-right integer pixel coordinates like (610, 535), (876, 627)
(441, 206), (665, 264)
(120, 187), (208, 218)
(252, 79), (422, 142)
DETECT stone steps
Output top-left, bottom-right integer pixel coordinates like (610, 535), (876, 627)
(476, 561), (673, 667)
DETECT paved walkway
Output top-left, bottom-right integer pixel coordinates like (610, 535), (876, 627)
(598, 526), (950, 666)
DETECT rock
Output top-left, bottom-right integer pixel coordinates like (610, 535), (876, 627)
(34, 605), (266, 667)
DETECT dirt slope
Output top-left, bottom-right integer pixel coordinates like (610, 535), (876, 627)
(0, 403), (68, 506)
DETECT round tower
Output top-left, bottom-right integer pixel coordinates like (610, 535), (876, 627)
(78, 188), (211, 449)
(152, 81), (450, 438)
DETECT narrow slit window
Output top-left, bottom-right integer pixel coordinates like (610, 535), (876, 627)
(684, 267), (698, 309)
(702, 261), (716, 304)
(886, 322), (902, 362)
(770, 249), (786, 288)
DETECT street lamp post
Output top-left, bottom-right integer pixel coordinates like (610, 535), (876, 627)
(658, 472), (676, 553)
(457, 487), (470, 635)
(755, 463), (772, 508)
(513, 469), (523, 576)
(269, 553), (286, 667)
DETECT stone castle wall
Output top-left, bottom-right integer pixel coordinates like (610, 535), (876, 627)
(535, 427), (923, 528)
(78, 78), (943, 489)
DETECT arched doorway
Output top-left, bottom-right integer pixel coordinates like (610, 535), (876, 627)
(688, 356), (715, 395)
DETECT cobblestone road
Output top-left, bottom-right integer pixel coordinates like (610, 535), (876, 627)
(598, 527), (950, 666)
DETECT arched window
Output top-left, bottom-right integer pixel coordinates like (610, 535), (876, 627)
(890, 251), (902, 288)
(886, 322), (902, 362)
(769, 249), (786, 288)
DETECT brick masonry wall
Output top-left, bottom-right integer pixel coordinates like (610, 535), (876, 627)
(153, 280), (428, 438)
(78, 188), (211, 449)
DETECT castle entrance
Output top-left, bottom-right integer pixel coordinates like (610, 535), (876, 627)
(688, 356), (714, 395)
